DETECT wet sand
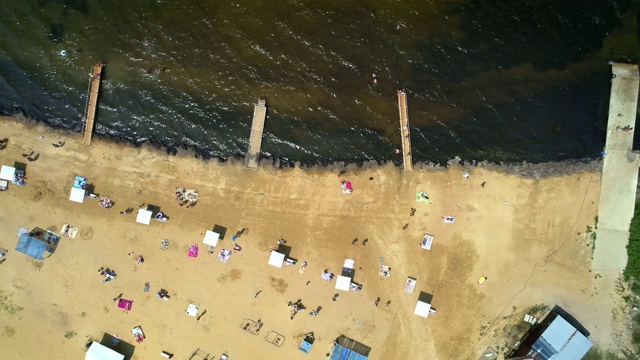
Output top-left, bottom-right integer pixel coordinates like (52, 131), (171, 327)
(0, 117), (632, 359)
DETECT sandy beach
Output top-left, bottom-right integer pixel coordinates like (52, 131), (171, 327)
(0, 116), (633, 359)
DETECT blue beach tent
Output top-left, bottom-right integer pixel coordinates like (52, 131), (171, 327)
(15, 227), (60, 260)
(298, 332), (315, 354)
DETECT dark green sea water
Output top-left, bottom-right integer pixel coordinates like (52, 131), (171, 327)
(1, 0), (639, 164)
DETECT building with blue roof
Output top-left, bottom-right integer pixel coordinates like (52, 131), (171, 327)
(329, 335), (370, 360)
(508, 310), (592, 359)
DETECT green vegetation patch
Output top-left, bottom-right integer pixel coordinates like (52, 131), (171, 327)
(625, 201), (640, 295)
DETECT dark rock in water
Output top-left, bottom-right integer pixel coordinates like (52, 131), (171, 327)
(47, 23), (65, 43)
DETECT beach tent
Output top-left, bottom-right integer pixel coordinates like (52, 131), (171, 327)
(335, 275), (351, 291)
(298, 332), (315, 354)
(336, 258), (355, 291)
(414, 299), (432, 318)
(17, 227), (28, 237)
(85, 342), (124, 360)
(0, 165), (15, 181)
(69, 187), (86, 203)
(186, 304), (199, 317)
(70, 176), (88, 203)
(414, 292), (435, 318)
(136, 208), (153, 225)
(268, 250), (285, 268)
(15, 228), (59, 260)
(343, 259), (355, 269)
(202, 230), (220, 247)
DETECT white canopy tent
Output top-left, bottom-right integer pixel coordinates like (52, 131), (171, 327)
(343, 259), (355, 269)
(414, 299), (433, 318)
(186, 304), (199, 317)
(335, 275), (352, 291)
(69, 187), (85, 203)
(136, 208), (153, 225)
(202, 230), (220, 247)
(85, 342), (124, 360)
(268, 250), (285, 268)
(0, 165), (15, 181)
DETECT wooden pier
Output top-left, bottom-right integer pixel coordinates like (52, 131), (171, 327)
(397, 90), (413, 170)
(82, 62), (104, 146)
(245, 98), (267, 168)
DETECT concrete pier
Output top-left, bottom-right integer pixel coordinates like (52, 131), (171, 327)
(245, 99), (267, 169)
(592, 63), (640, 272)
(397, 90), (413, 170)
(82, 63), (104, 146)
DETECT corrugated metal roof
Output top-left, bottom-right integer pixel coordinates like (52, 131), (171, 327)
(531, 336), (557, 359)
(329, 336), (370, 360)
(531, 316), (592, 360)
(329, 344), (368, 360)
(544, 316), (578, 350)
(554, 332), (593, 360)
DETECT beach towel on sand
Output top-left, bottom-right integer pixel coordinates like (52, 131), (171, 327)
(131, 326), (145, 342)
(118, 299), (133, 311)
(217, 249), (231, 263)
(60, 223), (78, 238)
(416, 192), (429, 203)
(188, 245), (199, 258)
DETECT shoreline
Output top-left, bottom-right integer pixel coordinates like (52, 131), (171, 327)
(2, 111), (602, 176)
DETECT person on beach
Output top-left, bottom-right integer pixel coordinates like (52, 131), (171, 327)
(385, 300), (391, 309)
(375, 297), (380, 306)
(0, 248), (7, 264)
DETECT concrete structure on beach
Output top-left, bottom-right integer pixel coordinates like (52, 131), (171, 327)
(397, 90), (413, 171)
(592, 63), (640, 273)
(245, 98), (267, 169)
(82, 62), (104, 146)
